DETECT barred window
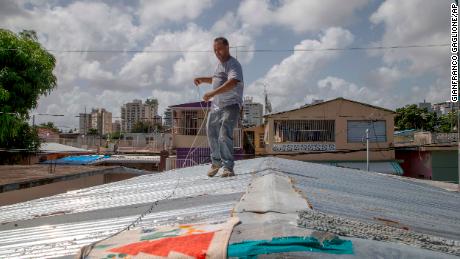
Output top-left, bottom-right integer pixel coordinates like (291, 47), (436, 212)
(274, 120), (335, 143)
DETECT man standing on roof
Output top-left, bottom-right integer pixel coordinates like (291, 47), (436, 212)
(194, 37), (244, 177)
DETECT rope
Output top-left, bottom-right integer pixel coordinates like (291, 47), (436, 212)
(80, 87), (209, 259)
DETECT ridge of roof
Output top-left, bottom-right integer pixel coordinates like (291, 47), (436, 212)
(265, 97), (396, 117)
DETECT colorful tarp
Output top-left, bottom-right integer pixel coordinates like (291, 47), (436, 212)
(78, 217), (240, 259)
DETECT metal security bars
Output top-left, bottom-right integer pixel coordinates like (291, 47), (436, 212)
(173, 110), (207, 136)
(274, 120), (335, 143)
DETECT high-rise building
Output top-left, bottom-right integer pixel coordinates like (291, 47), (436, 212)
(242, 96), (264, 127)
(163, 107), (173, 129)
(79, 108), (112, 135)
(90, 108), (112, 135)
(112, 120), (121, 133)
(432, 101), (459, 116)
(78, 113), (92, 135)
(418, 99), (432, 112)
(121, 99), (159, 133)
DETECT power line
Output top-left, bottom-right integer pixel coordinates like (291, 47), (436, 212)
(0, 43), (449, 54)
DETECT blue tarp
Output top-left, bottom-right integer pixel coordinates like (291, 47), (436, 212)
(41, 155), (110, 165)
(394, 129), (416, 135)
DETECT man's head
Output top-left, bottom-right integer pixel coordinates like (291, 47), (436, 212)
(213, 37), (230, 62)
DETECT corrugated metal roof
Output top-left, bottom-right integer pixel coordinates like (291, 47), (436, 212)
(0, 161), (261, 258)
(39, 143), (92, 153)
(334, 161), (404, 175)
(0, 157), (459, 258)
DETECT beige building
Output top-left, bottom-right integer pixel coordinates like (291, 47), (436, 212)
(169, 101), (243, 168)
(170, 101), (243, 149)
(121, 99), (158, 133)
(79, 109), (112, 135)
(242, 96), (263, 127)
(78, 113), (92, 134)
(245, 97), (401, 173)
(90, 108), (112, 135)
(112, 120), (121, 133)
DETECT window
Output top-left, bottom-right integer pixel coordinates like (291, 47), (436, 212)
(347, 120), (386, 143)
(273, 120), (335, 143)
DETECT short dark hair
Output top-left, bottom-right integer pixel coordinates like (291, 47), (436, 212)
(214, 37), (229, 46)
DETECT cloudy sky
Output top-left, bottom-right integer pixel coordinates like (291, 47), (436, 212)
(0, 0), (453, 130)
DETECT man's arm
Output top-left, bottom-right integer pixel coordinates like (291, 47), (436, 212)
(194, 77), (212, 86)
(203, 78), (239, 101)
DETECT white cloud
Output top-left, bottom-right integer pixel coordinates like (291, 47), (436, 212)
(317, 76), (384, 106)
(246, 27), (354, 111)
(0, 0), (226, 129)
(138, 0), (214, 32)
(120, 21), (256, 90)
(370, 66), (404, 88)
(238, 0), (368, 33)
(370, 0), (450, 74)
(78, 61), (114, 80)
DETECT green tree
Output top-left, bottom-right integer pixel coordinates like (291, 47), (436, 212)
(145, 98), (159, 112)
(109, 131), (124, 139)
(0, 29), (57, 150)
(132, 121), (150, 133)
(87, 128), (98, 135)
(395, 104), (437, 131)
(437, 111), (458, 133)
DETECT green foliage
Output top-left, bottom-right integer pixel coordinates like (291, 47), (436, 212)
(395, 104), (437, 132)
(87, 128), (99, 135)
(132, 120), (163, 133)
(0, 29), (56, 150)
(132, 121), (150, 133)
(109, 131), (124, 139)
(437, 111), (458, 133)
(1, 121), (40, 150)
(145, 98), (158, 108)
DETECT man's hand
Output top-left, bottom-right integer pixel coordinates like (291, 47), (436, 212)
(193, 77), (212, 86)
(203, 91), (214, 102)
(194, 77), (202, 86)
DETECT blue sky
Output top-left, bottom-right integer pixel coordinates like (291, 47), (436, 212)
(0, 0), (453, 130)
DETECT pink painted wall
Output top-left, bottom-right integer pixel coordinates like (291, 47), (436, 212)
(397, 150), (432, 179)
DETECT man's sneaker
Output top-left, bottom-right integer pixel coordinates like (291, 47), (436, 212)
(207, 164), (221, 177)
(221, 168), (235, 177)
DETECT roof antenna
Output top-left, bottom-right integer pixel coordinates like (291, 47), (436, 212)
(263, 83), (272, 114)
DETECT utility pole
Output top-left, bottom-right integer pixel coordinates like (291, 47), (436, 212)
(366, 128), (370, 171)
(231, 45), (246, 60)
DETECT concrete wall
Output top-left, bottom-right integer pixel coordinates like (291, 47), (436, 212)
(0, 172), (138, 206)
(431, 150), (458, 183)
(397, 149), (459, 183)
(397, 150), (433, 179)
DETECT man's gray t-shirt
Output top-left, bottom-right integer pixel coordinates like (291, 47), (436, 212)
(211, 56), (244, 110)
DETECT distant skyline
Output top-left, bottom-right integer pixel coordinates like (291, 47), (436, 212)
(0, 0), (453, 129)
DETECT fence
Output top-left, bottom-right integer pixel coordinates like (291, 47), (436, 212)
(41, 133), (173, 153)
